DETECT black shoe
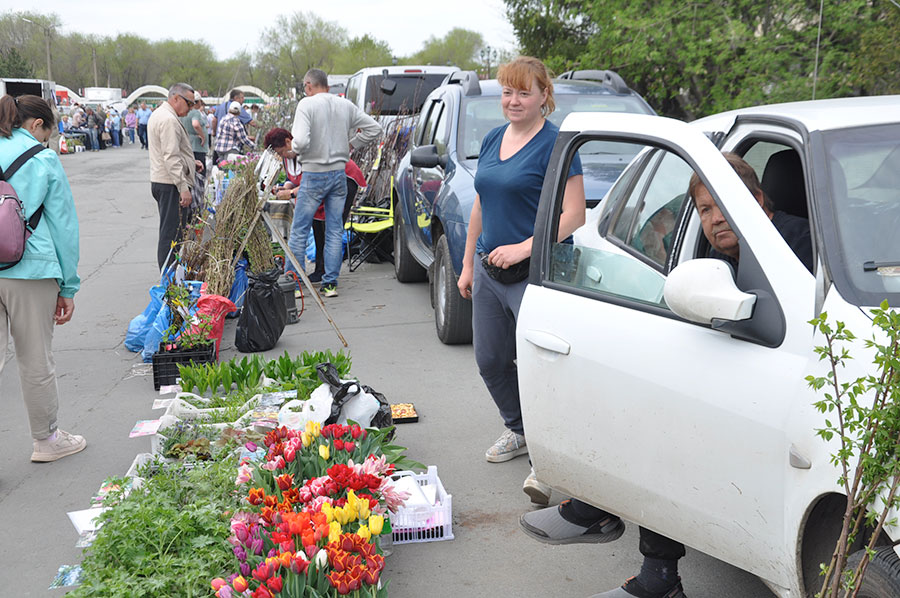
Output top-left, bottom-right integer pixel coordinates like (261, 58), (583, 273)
(590, 577), (686, 598)
(308, 271), (323, 283)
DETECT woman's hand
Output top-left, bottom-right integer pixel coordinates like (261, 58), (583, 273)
(54, 296), (74, 325)
(488, 240), (532, 269)
(275, 189), (293, 201)
(458, 264), (474, 299)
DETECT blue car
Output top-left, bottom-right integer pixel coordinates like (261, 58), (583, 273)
(393, 70), (656, 344)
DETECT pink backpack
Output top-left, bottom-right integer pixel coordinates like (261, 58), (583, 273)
(0, 144), (46, 271)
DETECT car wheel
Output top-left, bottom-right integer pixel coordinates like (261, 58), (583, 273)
(434, 235), (472, 344)
(845, 546), (900, 597)
(394, 204), (427, 282)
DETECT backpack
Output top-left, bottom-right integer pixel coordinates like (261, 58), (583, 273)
(0, 144), (47, 271)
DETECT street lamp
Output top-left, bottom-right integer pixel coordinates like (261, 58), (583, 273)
(479, 46), (498, 79)
(20, 17), (54, 81)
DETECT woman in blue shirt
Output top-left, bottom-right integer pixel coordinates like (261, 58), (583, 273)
(457, 57), (585, 499)
(0, 94), (85, 463)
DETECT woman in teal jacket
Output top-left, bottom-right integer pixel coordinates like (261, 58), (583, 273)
(0, 94), (85, 462)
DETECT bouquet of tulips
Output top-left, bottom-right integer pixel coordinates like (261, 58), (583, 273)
(212, 421), (420, 597)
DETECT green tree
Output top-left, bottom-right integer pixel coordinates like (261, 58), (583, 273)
(333, 35), (394, 73)
(258, 12), (348, 88)
(407, 27), (484, 70)
(503, 0), (594, 71)
(0, 47), (34, 77)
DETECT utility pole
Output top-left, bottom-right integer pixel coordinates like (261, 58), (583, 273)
(20, 17), (53, 81)
(92, 47), (98, 87)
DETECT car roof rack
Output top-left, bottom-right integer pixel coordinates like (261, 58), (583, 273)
(441, 70), (481, 96)
(557, 69), (630, 94)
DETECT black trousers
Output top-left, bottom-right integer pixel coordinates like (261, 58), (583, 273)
(138, 124), (148, 148)
(570, 499), (686, 560)
(151, 182), (191, 270)
(312, 219), (325, 275)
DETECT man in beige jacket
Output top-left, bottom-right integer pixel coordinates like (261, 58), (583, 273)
(148, 82), (203, 270)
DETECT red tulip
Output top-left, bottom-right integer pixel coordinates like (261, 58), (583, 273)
(267, 576), (283, 593)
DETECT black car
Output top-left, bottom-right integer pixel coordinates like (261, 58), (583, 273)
(392, 70), (656, 344)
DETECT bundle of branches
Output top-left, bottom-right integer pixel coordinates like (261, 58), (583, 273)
(204, 163), (275, 296)
(351, 108), (417, 208)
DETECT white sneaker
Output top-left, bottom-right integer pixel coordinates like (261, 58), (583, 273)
(523, 469), (551, 505)
(485, 429), (528, 463)
(31, 430), (87, 462)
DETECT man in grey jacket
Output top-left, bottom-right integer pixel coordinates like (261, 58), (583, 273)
(289, 68), (382, 297)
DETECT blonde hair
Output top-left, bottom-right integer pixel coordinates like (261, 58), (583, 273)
(496, 56), (555, 117)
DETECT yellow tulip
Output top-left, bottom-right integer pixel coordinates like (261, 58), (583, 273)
(318, 444), (330, 461)
(306, 420), (321, 438)
(346, 490), (358, 510)
(368, 515), (384, 535)
(333, 506), (349, 526)
(357, 524), (371, 541)
(329, 521), (342, 544)
(358, 501), (370, 521)
(321, 502), (334, 524)
(301, 432), (311, 447)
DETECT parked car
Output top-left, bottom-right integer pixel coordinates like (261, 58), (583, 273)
(343, 65), (458, 127)
(516, 96), (900, 598)
(393, 70), (655, 344)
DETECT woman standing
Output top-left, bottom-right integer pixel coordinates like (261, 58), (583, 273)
(123, 107), (137, 144)
(0, 94), (85, 462)
(457, 57), (585, 501)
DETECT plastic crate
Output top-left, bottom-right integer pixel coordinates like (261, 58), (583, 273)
(151, 343), (215, 390)
(390, 466), (453, 544)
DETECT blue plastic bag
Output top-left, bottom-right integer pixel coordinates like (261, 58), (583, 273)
(141, 304), (172, 362)
(124, 285), (165, 352)
(305, 228), (352, 262)
(228, 258), (249, 318)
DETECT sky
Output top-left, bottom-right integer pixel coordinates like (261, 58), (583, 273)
(25, 0), (518, 62)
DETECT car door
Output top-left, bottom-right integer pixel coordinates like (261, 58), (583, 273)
(517, 113), (815, 591)
(410, 96), (449, 248)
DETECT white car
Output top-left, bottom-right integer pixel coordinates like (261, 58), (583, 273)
(517, 96), (900, 598)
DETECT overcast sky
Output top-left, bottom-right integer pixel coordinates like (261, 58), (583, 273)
(30, 0), (517, 61)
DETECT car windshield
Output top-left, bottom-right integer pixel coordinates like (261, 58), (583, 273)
(458, 94), (650, 161)
(364, 74), (448, 116)
(821, 123), (900, 306)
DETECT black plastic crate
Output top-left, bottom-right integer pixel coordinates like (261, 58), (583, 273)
(151, 342), (215, 390)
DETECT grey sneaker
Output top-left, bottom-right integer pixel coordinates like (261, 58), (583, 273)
(523, 469), (551, 505)
(321, 284), (338, 297)
(520, 500), (625, 545)
(485, 429), (527, 463)
(31, 430), (87, 462)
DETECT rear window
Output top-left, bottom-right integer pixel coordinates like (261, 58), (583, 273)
(364, 74), (448, 116)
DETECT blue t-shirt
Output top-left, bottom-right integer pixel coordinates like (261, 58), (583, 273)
(214, 102), (252, 125)
(474, 120), (581, 253)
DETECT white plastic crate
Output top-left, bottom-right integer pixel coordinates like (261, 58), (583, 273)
(390, 466), (453, 544)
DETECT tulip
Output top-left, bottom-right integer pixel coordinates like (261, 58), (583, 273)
(252, 562), (272, 583)
(357, 524), (371, 541)
(240, 562), (251, 577)
(276, 473), (294, 492)
(211, 578), (226, 591)
(368, 515), (384, 536)
(329, 521), (342, 544)
(233, 575), (249, 592)
(245, 441), (258, 452)
(357, 501), (370, 521)
(268, 575), (283, 593)
(334, 438), (345, 451)
(217, 586), (234, 598)
(233, 522), (250, 544)
(350, 424), (362, 439)
(343, 441), (355, 452)
(318, 444), (330, 461)
(301, 432), (311, 447)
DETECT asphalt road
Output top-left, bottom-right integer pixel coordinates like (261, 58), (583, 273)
(0, 142), (775, 597)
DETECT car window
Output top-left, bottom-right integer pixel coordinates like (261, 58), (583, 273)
(364, 74), (447, 116)
(345, 75), (361, 106)
(549, 142), (694, 308)
(742, 141), (788, 179)
(418, 101), (444, 148)
(433, 102), (450, 154)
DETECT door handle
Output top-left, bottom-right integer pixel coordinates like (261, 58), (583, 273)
(523, 330), (571, 355)
(415, 177), (424, 185)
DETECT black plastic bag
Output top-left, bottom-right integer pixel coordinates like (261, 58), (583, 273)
(235, 268), (286, 352)
(317, 362), (394, 432)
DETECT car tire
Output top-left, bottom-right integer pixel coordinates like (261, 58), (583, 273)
(434, 235), (472, 345)
(394, 204), (427, 283)
(845, 546), (900, 597)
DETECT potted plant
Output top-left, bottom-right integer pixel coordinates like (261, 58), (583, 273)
(152, 284), (217, 389)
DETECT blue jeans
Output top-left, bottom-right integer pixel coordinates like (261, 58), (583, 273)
(126, 128), (135, 143)
(472, 258), (528, 435)
(86, 128), (99, 150)
(287, 170), (347, 287)
(111, 129), (120, 146)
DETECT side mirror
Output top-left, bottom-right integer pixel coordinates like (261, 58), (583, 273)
(410, 144), (447, 169)
(380, 78), (397, 96)
(663, 259), (756, 324)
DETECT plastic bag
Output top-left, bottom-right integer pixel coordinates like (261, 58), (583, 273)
(278, 385), (334, 430)
(235, 268), (286, 352)
(317, 363), (393, 430)
(141, 304), (171, 362)
(125, 285), (165, 352)
(188, 294), (237, 358)
(227, 258), (249, 318)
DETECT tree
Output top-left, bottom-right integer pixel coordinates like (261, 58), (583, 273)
(258, 12), (348, 88)
(333, 35), (394, 73)
(407, 28), (484, 70)
(0, 47), (33, 77)
(503, 0), (595, 71)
